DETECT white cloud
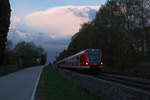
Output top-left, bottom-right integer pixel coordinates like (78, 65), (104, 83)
(10, 16), (21, 29)
(25, 6), (99, 38)
(8, 29), (69, 62)
(8, 6), (100, 62)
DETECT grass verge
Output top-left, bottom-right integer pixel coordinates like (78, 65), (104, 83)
(43, 65), (100, 100)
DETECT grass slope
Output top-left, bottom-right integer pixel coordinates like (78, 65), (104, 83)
(43, 66), (99, 100)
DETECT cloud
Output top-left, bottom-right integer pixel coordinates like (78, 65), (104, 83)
(8, 6), (100, 62)
(25, 6), (99, 38)
(10, 16), (21, 29)
(8, 29), (69, 62)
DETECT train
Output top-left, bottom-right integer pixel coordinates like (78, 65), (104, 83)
(56, 49), (104, 71)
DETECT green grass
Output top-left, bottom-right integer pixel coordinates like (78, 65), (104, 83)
(43, 66), (100, 100)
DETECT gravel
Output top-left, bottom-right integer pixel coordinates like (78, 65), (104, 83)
(58, 69), (150, 100)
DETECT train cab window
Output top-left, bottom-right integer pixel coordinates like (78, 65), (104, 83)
(87, 49), (100, 63)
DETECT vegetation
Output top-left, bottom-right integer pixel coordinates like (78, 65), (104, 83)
(55, 0), (150, 75)
(0, 41), (47, 77)
(0, 0), (47, 75)
(0, 0), (11, 65)
(43, 65), (100, 100)
(6, 41), (47, 67)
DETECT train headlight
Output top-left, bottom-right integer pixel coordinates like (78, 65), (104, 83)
(101, 62), (103, 65)
(86, 62), (88, 65)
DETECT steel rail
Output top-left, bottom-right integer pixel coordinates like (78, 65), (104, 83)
(93, 73), (150, 94)
(59, 68), (150, 94)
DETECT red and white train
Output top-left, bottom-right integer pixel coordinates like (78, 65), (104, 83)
(56, 49), (104, 70)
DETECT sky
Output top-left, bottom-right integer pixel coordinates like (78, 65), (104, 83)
(9, 0), (107, 62)
(10, 0), (106, 18)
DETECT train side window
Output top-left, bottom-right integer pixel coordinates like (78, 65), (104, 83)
(78, 56), (81, 65)
(80, 55), (83, 62)
(79, 56), (81, 62)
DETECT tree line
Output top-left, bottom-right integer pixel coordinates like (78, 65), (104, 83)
(5, 41), (47, 68)
(55, 0), (150, 72)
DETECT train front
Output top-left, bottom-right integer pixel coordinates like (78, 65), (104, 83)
(83, 49), (104, 70)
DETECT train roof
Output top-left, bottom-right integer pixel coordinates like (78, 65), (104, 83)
(56, 49), (101, 64)
(56, 50), (86, 64)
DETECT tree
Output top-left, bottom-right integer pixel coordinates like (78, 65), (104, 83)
(4, 40), (14, 65)
(55, 0), (150, 71)
(13, 42), (46, 67)
(40, 54), (47, 65)
(0, 0), (11, 65)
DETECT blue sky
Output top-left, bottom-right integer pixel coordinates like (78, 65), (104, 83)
(10, 0), (106, 18)
(9, 0), (107, 62)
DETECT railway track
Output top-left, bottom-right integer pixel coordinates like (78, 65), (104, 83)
(57, 67), (150, 100)
(63, 69), (150, 94)
(93, 73), (150, 94)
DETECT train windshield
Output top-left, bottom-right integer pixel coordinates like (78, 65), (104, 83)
(87, 49), (100, 63)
